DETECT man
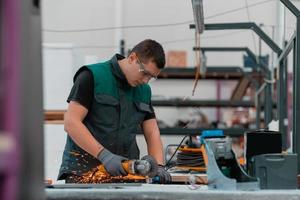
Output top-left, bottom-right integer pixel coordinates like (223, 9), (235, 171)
(58, 39), (171, 184)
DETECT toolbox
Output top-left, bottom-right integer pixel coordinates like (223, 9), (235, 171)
(249, 153), (297, 189)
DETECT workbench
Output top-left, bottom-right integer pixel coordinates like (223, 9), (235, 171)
(46, 184), (300, 200)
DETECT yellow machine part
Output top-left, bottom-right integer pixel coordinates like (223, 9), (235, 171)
(176, 145), (208, 172)
(97, 164), (146, 180)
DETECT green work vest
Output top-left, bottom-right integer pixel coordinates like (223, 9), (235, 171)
(58, 55), (153, 179)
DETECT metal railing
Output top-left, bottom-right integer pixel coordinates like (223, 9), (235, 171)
(277, 0), (300, 170)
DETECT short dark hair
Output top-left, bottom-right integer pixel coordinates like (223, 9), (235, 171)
(130, 39), (165, 69)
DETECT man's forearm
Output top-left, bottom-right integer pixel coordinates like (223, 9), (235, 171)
(143, 119), (165, 165)
(65, 119), (103, 158)
(147, 137), (164, 165)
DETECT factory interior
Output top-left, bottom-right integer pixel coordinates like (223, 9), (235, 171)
(2, 0), (300, 199)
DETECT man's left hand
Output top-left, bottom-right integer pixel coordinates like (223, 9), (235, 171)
(153, 165), (172, 184)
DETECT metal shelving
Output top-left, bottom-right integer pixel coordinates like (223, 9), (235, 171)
(153, 66), (257, 135)
(138, 127), (248, 136)
(152, 99), (254, 107)
(158, 66), (260, 80)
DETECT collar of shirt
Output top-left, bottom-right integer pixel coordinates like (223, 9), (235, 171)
(110, 54), (130, 87)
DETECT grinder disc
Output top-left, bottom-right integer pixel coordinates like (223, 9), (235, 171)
(140, 155), (158, 178)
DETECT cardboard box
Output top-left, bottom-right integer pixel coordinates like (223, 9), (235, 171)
(166, 50), (187, 67)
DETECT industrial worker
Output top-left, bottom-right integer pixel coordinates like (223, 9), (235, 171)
(58, 39), (171, 184)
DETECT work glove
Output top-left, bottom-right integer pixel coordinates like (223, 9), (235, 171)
(153, 165), (172, 184)
(97, 149), (128, 176)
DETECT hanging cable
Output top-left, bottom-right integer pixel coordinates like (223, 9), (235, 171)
(205, 0), (273, 20)
(43, 20), (193, 33)
(192, 31), (201, 96)
(47, 30), (246, 50)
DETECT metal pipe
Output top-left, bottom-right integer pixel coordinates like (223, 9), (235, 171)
(264, 70), (273, 125)
(275, 0), (285, 49)
(277, 33), (296, 63)
(216, 80), (221, 122)
(255, 83), (267, 129)
(255, 84), (261, 129)
(293, 18), (300, 172)
(255, 83), (267, 104)
(197, 23), (282, 54)
(280, 0), (300, 17)
(278, 57), (288, 150)
(196, 47), (258, 66)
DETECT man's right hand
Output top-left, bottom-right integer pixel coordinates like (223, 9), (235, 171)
(97, 149), (128, 176)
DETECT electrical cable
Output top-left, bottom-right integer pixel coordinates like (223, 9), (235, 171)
(43, 0), (275, 33)
(44, 30), (247, 50)
(165, 135), (189, 169)
(43, 20), (193, 33)
(192, 31), (201, 96)
(205, 0), (274, 20)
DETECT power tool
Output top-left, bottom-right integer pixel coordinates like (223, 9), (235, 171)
(97, 155), (158, 177)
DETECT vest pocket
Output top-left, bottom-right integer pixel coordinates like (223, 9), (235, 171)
(133, 101), (153, 125)
(93, 94), (119, 129)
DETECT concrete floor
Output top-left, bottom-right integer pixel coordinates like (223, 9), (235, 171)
(46, 184), (300, 200)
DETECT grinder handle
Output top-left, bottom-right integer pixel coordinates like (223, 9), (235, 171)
(97, 160), (133, 175)
(121, 160), (133, 174)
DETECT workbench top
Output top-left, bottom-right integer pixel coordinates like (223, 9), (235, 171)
(46, 184), (300, 200)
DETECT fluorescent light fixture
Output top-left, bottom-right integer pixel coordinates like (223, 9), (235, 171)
(191, 0), (205, 34)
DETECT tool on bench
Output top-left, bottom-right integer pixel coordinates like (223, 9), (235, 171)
(175, 144), (207, 172)
(201, 130), (259, 190)
(167, 130), (259, 189)
(98, 155), (158, 177)
(77, 155), (158, 184)
(167, 135), (207, 172)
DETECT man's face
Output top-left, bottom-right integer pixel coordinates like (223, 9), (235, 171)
(126, 53), (161, 87)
